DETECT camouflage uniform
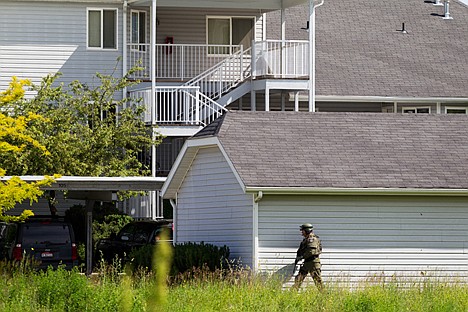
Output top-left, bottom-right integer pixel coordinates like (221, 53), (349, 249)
(294, 231), (323, 290)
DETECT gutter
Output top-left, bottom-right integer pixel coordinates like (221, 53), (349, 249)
(245, 187), (468, 197)
(291, 95), (468, 104)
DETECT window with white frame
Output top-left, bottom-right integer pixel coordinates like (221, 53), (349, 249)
(88, 8), (117, 50)
(206, 16), (254, 54)
(131, 10), (147, 51)
(402, 107), (430, 114)
(445, 107), (468, 114)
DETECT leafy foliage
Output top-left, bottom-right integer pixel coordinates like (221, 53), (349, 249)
(0, 77), (56, 221)
(128, 241), (230, 275)
(5, 63), (162, 177)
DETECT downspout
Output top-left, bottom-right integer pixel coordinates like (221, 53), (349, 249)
(151, 0), (158, 219)
(252, 191), (263, 272)
(122, 0), (127, 105)
(309, 0), (324, 112)
(170, 198), (177, 244)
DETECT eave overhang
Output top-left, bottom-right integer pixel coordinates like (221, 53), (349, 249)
(297, 95), (468, 103)
(1, 176), (166, 191)
(128, 0), (307, 10)
(245, 187), (468, 197)
(161, 136), (246, 199)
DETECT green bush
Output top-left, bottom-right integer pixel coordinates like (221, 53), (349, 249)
(128, 241), (230, 275)
(172, 242), (230, 274)
(92, 214), (133, 243)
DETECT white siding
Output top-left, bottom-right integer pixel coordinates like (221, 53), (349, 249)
(258, 195), (468, 284)
(0, 2), (123, 94)
(176, 146), (253, 266)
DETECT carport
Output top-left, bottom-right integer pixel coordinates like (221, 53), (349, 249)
(1, 175), (166, 275)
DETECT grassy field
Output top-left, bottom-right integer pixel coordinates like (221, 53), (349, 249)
(0, 263), (467, 312)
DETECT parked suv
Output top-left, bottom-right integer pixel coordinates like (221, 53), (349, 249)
(95, 220), (173, 264)
(0, 217), (79, 270)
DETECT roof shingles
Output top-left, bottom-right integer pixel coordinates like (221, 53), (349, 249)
(197, 111), (468, 189)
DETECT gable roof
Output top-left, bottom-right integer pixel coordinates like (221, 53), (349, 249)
(268, 0), (468, 99)
(189, 111), (468, 192)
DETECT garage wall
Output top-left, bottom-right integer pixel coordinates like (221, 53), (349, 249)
(257, 195), (468, 284)
(176, 146), (254, 267)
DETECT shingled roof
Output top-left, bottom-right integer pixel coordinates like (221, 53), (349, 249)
(267, 0), (468, 99)
(193, 111), (468, 189)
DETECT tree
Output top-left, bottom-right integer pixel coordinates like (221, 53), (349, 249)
(0, 77), (55, 221)
(5, 63), (161, 177)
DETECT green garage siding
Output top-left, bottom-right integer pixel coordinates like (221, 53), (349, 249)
(257, 195), (468, 284)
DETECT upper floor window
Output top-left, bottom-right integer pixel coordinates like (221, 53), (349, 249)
(88, 8), (117, 50)
(131, 10), (147, 51)
(402, 107), (430, 114)
(445, 107), (468, 114)
(206, 16), (254, 54)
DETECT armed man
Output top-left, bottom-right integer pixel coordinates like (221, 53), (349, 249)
(293, 223), (323, 290)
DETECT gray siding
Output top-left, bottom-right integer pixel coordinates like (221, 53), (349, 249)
(0, 1), (123, 93)
(156, 8), (263, 45)
(258, 195), (468, 284)
(176, 146), (253, 266)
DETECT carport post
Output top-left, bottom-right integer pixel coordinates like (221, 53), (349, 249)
(85, 199), (95, 276)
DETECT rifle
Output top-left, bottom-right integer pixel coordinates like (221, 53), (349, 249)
(292, 257), (304, 276)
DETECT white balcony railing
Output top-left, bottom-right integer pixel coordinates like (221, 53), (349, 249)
(184, 47), (251, 100)
(128, 41), (310, 81)
(128, 44), (243, 80)
(129, 86), (227, 126)
(252, 40), (309, 78)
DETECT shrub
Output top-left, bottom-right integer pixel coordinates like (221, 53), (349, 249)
(172, 242), (230, 275)
(128, 241), (230, 276)
(92, 214), (133, 243)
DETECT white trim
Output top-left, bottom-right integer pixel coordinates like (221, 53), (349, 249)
(86, 8), (119, 51)
(402, 106), (431, 114)
(292, 95), (468, 104)
(130, 9), (147, 52)
(161, 136), (247, 198)
(0, 176), (166, 191)
(445, 106), (468, 114)
(206, 15), (256, 55)
(252, 194), (259, 272)
(245, 187), (468, 196)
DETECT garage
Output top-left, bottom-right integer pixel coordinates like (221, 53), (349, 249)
(162, 111), (468, 284)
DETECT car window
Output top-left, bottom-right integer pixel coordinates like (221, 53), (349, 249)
(22, 224), (71, 246)
(0, 224), (7, 241)
(119, 224), (137, 241)
(133, 227), (150, 243)
(154, 227), (173, 241)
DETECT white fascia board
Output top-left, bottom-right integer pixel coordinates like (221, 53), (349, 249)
(157, 126), (202, 137)
(161, 136), (246, 199)
(1, 176), (166, 191)
(129, 0), (306, 9)
(293, 95), (468, 103)
(245, 187), (468, 197)
(10, 0), (122, 3)
(161, 137), (219, 198)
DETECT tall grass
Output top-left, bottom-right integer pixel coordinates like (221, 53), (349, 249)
(0, 259), (468, 311)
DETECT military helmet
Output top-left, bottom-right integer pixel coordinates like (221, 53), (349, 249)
(300, 223), (314, 231)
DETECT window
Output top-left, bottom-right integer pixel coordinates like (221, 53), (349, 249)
(402, 107), (430, 114)
(207, 16), (254, 54)
(131, 10), (147, 51)
(445, 107), (468, 114)
(88, 8), (117, 50)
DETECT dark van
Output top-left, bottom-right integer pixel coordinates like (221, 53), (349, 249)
(0, 217), (79, 270)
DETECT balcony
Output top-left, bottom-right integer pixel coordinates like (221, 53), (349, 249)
(127, 40), (310, 127)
